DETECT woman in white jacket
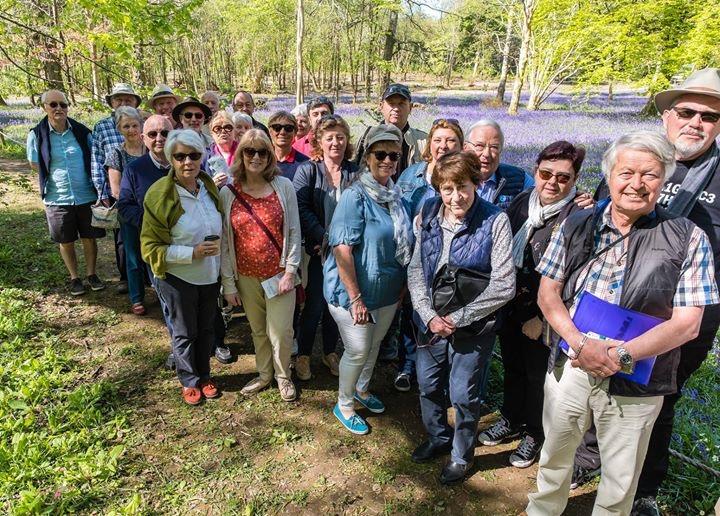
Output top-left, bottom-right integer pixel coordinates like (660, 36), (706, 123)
(220, 129), (302, 401)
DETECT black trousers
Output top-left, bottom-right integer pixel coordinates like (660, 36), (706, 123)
(574, 323), (718, 496)
(113, 228), (127, 281)
(498, 322), (550, 440)
(156, 273), (219, 388)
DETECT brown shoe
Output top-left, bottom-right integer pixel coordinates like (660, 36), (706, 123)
(322, 352), (340, 376)
(131, 302), (147, 316)
(278, 378), (297, 402)
(240, 377), (270, 396)
(182, 386), (202, 405)
(296, 355), (312, 381)
(200, 379), (220, 399)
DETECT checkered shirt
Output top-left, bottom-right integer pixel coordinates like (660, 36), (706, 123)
(537, 202), (719, 311)
(91, 114), (123, 200)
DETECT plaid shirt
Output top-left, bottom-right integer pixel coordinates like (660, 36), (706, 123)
(91, 114), (123, 200)
(537, 202), (719, 312)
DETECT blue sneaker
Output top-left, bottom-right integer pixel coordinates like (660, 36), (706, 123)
(333, 404), (369, 435)
(354, 392), (385, 414)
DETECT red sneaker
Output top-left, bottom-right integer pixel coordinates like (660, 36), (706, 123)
(200, 379), (220, 399)
(182, 386), (202, 405)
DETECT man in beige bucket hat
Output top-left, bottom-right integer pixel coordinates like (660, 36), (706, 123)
(147, 84), (181, 121)
(572, 68), (720, 516)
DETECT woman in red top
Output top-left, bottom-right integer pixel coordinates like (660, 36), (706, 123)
(220, 130), (302, 402)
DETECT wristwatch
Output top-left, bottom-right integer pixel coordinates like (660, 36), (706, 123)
(615, 346), (634, 374)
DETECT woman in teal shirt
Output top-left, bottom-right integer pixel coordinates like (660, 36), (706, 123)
(323, 124), (413, 435)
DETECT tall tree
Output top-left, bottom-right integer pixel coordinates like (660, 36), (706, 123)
(508, 0), (537, 115)
(296, 0), (305, 104)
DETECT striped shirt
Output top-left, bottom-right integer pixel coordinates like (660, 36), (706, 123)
(537, 202), (719, 311)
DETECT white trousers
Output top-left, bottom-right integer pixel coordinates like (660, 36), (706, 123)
(527, 360), (663, 516)
(328, 302), (397, 411)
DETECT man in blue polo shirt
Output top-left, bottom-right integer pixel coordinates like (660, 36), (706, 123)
(27, 89), (106, 296)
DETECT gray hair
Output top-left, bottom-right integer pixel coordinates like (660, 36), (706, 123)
(201, 90), (220, 103)
(291, 103), (308, 118)
(40, 90), (68, 104)
(601, 130), (676, 182)
(465, 119), (505, 151)
(114, 106), (143, 127)
(164, 129), (206, 163)
(232, 112), (253, 126)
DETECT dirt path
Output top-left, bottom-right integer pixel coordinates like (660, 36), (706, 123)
(0, 157), (598, 514)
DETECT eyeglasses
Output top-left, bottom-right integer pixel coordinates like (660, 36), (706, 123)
(182, 112), (205, 120)
(537, 169), (573, 184)
(212, 124), (234, 134)
(242, 147), (269, 158)
(270, 123), (296, 133)
(370, 150), (400, 162)
(172, 152), (202, 162)
(145, 129), (169, 139)
(432, 118), (460, 127)
(672, 107), (720, 124)
(47, 101), (68, 109)
(466, 141), (501, 153)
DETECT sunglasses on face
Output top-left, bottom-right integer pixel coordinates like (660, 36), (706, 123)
(242, 147), (269, 158)
(182, 112), (205, 120)
(212, 124), (234, 134)
(145, 129), (169, 139)
(538, 169), (573, 184)
(432, 118), (460, 127)
(672, 107), (720, 124)
(270, 123), (296, 133)
(371, 150), (400, 162)
(47, 101), (68, 109)
(172, 152), (203, 162)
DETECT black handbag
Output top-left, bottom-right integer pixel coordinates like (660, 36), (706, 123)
(430, 264), (496, 339)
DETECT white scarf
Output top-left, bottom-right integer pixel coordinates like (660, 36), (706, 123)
(358, 171), (413, 266)
(511, 187), (576, 268)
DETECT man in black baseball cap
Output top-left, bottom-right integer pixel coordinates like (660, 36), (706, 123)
(355, 83), (427, 178)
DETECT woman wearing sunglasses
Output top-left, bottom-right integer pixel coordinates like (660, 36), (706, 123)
(141, 129), (224, 406)
(323, 124), (413, 435)
(479, 141), (585, 469)
(292, 114), (357, 381)
(220, 130), (302, 402)
(406, 151), (515, 484)
(268, 110), (309, 180)
(206, 111), (239, 188)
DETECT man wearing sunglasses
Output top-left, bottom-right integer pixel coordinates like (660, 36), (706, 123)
(27, 90), (106, 296)
(90, 83), (142, 293)
(354, 83), (428, 179)
(575, 68), (720, 516)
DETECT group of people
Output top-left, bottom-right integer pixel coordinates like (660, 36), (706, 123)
(25, 67), (720, 516)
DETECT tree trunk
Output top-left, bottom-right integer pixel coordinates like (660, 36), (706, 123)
(380, 7), (398, 92)
(295, 0), (304, 104)
(91, 41), (100, 101)
(496, 10), (513, 103)
(608, 81), (614, 101)
(508, 0), (536, 115)
(444, 48), (455, 88)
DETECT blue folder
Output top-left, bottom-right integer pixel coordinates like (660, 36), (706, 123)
(559, 291), (664, 385)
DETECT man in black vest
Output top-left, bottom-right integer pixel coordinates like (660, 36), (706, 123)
(526, 131), (717, 515)
(576, 69), (720, 516)
(26, 90), (106, 296)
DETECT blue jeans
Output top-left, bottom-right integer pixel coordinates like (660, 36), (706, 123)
(120, 222), (146, 304)
(416, 331), (495, 465)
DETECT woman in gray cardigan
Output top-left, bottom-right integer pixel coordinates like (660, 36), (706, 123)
(220, 129), (302, 401)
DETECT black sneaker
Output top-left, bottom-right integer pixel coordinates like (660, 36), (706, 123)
(509, 434), (542, 468)
(69, 278), (86, 296)
(165, 352), (176, 370)
(570, 464), (601, 489)
(394, 373), (411, 392)
(214, 344), (233, 364)
(478, 416), (521, 446)
(117, 281), (129, 294)
(86, 274), (106, 291)
(630, 496), (660, 516)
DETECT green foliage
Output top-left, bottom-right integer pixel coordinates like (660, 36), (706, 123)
(0, 289), (131, 513)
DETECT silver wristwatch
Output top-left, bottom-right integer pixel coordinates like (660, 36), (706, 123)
(616, 346), (634, 374)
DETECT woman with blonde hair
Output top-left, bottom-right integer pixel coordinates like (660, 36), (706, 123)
(220, 129), (302, 401)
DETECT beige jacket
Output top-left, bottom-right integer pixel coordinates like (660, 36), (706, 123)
(220, 175), (302, 294)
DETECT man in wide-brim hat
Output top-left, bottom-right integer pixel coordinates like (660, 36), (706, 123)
(573, 68), (720, 516)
